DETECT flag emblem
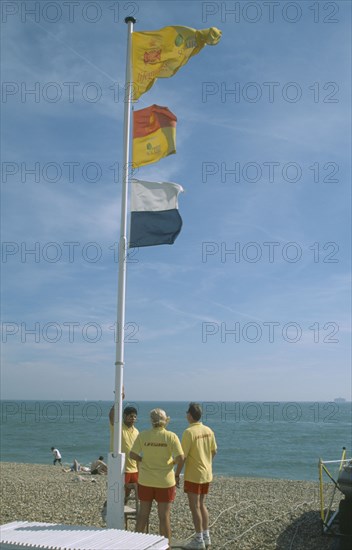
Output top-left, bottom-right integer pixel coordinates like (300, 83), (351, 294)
(144, 49), (162, 64)
(133, 105), (177, 168)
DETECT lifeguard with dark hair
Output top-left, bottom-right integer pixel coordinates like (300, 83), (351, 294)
(109, 404), (139, 492)
(177, 403), (217, 549)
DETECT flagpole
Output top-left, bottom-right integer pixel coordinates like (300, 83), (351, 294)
(107, 15), (136, 530)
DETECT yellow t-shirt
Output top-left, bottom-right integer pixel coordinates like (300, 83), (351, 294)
(182, 422), (217, 484)
(122, 424), (139, 473)
(110, 423), (139, 473)
(131, 427), (183, 488)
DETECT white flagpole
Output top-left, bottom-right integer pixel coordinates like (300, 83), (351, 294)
(107, 15), (136, 530)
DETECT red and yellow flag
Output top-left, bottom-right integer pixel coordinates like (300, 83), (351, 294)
(133, 105), (177, 168)
(132, 26), (222, 100)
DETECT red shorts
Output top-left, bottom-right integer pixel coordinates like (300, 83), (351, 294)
(138, 484), (176, 503)
(184, 481), (210, 495)
(125, 472), (139, 484)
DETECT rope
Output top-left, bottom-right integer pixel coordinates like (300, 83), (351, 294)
(182, 497), (283, 544)
(288, 524), (301, 550)
(216, 499), (316, 549)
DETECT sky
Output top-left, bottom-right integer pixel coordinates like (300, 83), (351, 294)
(1, 0), (351, 402)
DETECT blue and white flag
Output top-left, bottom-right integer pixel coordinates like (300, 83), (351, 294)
(129, 179), (183, 248)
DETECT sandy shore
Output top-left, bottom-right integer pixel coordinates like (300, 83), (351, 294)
(0, 462), (337, 549)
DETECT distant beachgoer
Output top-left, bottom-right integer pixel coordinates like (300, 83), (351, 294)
(177, 403), (217, 549)
(63, 459), (97, 474)
(63, 458), (83, 473)
(130, 408), (184, 544)
(91, 456), (107, 475)
(51, 447), (62, 465)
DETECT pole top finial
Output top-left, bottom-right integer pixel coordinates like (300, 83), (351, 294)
(125, 17), (136, 24)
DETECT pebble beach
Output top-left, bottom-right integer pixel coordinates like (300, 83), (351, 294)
(0, 462), (337, 549)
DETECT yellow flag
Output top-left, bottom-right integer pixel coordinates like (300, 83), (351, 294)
(132, 26), (222, 100)
(133, 105), (177, 168)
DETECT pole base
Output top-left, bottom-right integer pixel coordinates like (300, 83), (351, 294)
(107, 452), (125, 529)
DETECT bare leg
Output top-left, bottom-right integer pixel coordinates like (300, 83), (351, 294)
(187, 493), (202, 533)
(199, 494), (209, 531)
(136, 500), (152, 534)
(157, 501), (172, 542)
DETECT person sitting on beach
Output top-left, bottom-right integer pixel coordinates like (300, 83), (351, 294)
(90, 456), (107, 475)
(130, 408), (184, 546)
(177, 403), (217, 550)
(110, 405), (139, 501)
(63, 458), (81, 472)
(51, 447), (62, 465)
(63, 459), (91, 473)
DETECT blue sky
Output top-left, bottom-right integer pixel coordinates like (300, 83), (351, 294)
(1, 0), (351, 401)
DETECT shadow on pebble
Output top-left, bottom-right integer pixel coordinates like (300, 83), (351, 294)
(276, 510), (335, 550)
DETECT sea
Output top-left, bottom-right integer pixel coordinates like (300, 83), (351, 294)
(1, 400), (351, 482)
